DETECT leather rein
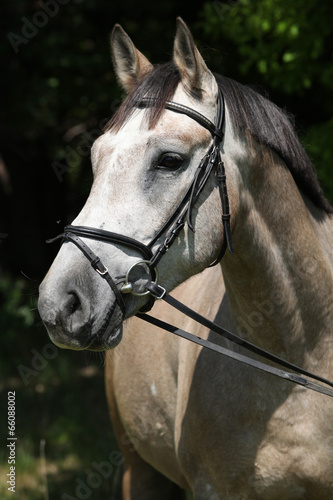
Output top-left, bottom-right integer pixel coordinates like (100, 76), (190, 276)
(47, 89), (333, 398)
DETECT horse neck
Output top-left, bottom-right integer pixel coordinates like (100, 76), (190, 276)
(221, 143), (333, 371)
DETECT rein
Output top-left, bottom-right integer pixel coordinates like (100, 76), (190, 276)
(138, 283), (333, 398)
(47, 87), (333, 398)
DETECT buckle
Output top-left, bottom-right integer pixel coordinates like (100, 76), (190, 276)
(95, 265), (109, 276)
(146, 282), (166, 300)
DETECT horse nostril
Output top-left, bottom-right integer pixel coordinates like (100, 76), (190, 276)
(67, 292), (81, 315)
(39, 279), (93, 347)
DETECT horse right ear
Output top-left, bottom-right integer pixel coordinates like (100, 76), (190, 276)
(111, 25), (153, 94)
(173, 18), (218, 103)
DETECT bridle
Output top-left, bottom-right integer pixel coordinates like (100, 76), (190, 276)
(47, 87), (333, 398)
(48, 88), (233, 311)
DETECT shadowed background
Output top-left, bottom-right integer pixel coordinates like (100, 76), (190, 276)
(1, 0), (333, 498)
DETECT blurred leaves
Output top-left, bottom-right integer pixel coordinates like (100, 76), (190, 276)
(0, 275), (38, 376)
(305, 118), (333, 199)
(0, 275), (35, 333)
(199, 0), (333, 202)
(201, 0), (333, 96)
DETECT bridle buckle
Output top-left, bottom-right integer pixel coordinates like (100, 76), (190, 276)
(146, 282), (167, 300)
(96, 265), (109, 276)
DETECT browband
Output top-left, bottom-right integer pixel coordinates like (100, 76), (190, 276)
(138, 97), (224, 140)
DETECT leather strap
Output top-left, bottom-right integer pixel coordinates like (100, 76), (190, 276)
(138, 313), (333, 398)
(138, 282), (333, 398)
(64, 225), (153, 261)
(47, 230), (126, 313)
(140, 89), (234, 258)
(216, 159), (234, 255)
(139, 98), (223, 140)
(164, 101), (224, 140)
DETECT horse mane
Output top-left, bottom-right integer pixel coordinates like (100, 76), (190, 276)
(106, 62), (333, 214)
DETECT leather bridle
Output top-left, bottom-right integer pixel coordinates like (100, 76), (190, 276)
(47, 88), (333, 398)
(48, 89), (233, 311)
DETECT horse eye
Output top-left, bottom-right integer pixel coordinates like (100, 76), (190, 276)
(158, 154), (183, 170)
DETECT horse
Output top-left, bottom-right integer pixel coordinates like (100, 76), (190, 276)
(38, 18), (333, 499)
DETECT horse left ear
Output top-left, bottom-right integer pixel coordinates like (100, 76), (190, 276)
(111, 24), (153, 93)
(173, 18), (218, 101)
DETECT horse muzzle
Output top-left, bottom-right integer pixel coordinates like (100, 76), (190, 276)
(38, 269), (124, 351)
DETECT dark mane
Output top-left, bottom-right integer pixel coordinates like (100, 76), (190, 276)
(107, 62), (182, 131)
(106, 62), (333, 214)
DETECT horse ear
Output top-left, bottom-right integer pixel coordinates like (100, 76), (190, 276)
(111, 25), (153, 93)
(173, 18), (217, 100)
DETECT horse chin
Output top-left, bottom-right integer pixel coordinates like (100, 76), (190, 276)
(45, 327), (93, 351)
(45, 322), (123, 352)
(88, 323), (123, 351)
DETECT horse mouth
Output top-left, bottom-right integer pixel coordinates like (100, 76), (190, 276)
(45, 320), (123, 352)
(41, 298), (124, 352)
(85, 300), (124, 351)
(87, 322), (123, 351)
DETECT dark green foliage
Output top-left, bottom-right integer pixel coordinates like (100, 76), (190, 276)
(199, 0), (333, 202)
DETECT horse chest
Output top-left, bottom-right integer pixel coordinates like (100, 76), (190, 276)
(176, 358), (333, 498)
(112, 345), (189, 485)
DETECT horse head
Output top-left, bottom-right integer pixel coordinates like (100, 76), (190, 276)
(38, 19), (236, 351)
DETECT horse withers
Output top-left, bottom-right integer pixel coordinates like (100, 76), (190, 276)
(39, 18), (333, 500)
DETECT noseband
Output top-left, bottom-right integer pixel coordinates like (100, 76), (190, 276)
(48, 88), (233, 312)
